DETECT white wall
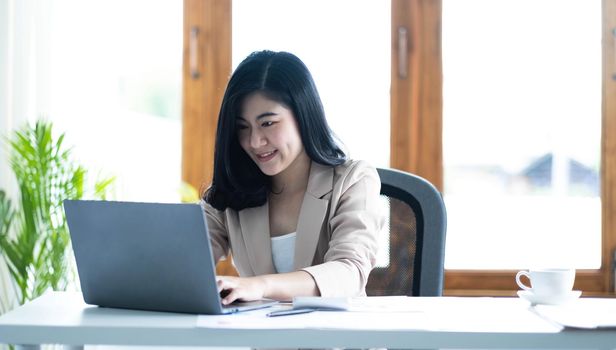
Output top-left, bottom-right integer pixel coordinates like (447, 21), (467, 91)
(0, 0), (52, 315)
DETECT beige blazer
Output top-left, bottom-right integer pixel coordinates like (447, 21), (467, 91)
(202, 160), (384, 297)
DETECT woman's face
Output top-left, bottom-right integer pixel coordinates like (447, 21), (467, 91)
(236, 92), (306, 177)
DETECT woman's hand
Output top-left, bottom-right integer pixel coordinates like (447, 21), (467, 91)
(217, 271), (320, 305)
(216, 275), (267, 305)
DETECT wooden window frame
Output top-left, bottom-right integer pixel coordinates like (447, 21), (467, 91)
(183, 0), (616, 294)
(182, 0), (230, 193)
(394, 0), (616, 296)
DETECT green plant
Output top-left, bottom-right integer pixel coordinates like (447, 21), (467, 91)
(0, 121), (114, 306)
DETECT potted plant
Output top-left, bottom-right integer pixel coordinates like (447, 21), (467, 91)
(0, 121), (114, 311)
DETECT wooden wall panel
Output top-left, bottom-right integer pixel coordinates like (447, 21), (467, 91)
(391, 0), (443, 190)
(182, 0), (231, 194)
(602, 0), (616, 293)
(183, 0), (237, 276)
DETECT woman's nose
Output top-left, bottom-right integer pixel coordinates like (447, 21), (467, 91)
(250, 129), (266, 148)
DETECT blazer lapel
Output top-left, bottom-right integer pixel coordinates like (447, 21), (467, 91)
(238, 204), (276, 275)
(294, 162), (334, 269)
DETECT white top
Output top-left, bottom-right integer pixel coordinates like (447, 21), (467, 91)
(271, 232), (296, 273)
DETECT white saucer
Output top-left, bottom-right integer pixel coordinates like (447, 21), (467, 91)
(517, 290), (582, 305)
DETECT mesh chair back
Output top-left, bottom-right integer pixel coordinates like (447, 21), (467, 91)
(366, 168), (447, 296)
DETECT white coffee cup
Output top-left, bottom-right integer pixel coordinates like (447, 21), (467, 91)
(515, 268), (575, 296)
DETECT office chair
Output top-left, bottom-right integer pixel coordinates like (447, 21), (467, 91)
(366, 168), (447, 297)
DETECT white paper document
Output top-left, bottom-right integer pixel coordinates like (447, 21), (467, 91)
(533, 298), (616, 329)
(292, 296), (418, 312)
(196, 305), (434, 330)
(196, 297), (561, 333)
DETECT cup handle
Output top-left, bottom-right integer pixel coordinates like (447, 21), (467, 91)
(515, 270), (532, 291)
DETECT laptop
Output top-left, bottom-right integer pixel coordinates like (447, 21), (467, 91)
(63, 200), (277, 314)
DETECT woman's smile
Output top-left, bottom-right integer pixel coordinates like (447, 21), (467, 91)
(256, 150), (278, 162)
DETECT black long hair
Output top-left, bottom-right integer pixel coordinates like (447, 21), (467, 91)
(204, 50), (347, 211)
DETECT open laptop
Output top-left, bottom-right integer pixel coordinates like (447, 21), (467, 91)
(64, 200), (277, 314)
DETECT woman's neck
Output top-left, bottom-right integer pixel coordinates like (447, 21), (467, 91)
(271, 151), (311, 195)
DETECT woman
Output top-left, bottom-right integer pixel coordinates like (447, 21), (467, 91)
(202, 50), (384, 305)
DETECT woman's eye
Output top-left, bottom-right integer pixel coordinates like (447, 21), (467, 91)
(262, 121), (274, 127)
(236, 124), (248, 130)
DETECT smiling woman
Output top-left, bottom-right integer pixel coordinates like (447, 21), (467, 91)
(202, 50), (385, 305)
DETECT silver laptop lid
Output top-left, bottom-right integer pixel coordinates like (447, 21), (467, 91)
(64, 200), (275, 314)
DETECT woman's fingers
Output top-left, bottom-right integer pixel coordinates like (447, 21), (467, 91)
(215, 276), (266, 304)
(216, 276), (242, 304)
(216, 276), (234, 290)
(221, 289), (241, 305)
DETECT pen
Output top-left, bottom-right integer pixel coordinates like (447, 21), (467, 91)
(267, 308), (316, 317)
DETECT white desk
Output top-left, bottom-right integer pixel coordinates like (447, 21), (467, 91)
(0, 292), (615, 349)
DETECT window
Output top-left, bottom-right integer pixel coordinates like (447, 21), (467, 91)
(442, 0), (602, 270)
(183, 0), (616, 293)
(49, 0), (183, 202)
(439, 0), (615, 294)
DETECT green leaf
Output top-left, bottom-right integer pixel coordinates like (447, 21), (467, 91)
(0, 120), (115, 308)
